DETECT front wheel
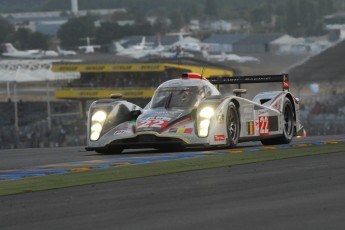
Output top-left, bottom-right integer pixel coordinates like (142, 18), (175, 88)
(261, 98), (295, 145)
(227, 102), (240, 148)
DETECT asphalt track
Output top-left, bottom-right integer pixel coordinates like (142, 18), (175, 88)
(1, 135), (345, 229)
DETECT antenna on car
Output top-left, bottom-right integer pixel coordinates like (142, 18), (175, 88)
(201, 67), (205, 78)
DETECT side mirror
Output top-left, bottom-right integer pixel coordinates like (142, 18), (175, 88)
(233, 89), (247, 97)
(110, 93), (122, 99)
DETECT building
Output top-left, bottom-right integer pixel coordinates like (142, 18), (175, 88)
(232, 34), (282, 54)
(201, 34), (247, 54)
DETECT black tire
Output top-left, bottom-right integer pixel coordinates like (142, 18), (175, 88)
(96, 147), (124, 154)
(227, 102), (240, 148)
(261, 98), (295, 145)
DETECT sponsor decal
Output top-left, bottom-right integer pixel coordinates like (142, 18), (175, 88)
(216, 113), (224, 124)
(137, 116), (171, 128)
(214, 134), (225, 141)
(247, 121), (255, 135)
(258, 109), (269, 116)
(259, 116), (269, 136)
(114, 130), (126, 135)
(169, 128), (193, 134)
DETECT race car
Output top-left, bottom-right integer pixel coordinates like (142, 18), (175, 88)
(85, 72), (303, 154)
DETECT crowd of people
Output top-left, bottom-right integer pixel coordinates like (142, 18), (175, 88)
(0, 119), (86, 149)
(300, 93), (345, 136)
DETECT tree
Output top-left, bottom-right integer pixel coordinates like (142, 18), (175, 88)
(204, 0), (218, 17)
(0, 18), (15, 44)
(95, 22), (121, 45)
(169, 10), (186, 31)
(152, 17), (170, 35)
(28, 32), (48, 49)
(7, 28), (31, 50)
(57, 16), (96, 47)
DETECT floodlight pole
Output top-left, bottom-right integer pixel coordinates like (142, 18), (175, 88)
(13, 81), (19, 148)
(13, 81), (18, 131)
(46, 80), (52, 130)
(6, 81), (11, 100)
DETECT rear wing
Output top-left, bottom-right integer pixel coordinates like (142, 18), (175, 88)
(208, 73), (289, 91)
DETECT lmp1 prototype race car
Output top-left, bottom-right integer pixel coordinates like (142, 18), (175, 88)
(85, 73), (303, 154)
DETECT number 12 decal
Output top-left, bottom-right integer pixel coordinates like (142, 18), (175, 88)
(259, 116), (269, 136)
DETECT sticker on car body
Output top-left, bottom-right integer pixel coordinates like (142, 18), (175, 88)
(137, 117), (171, 128)
(259, 116), (269, 136)
(214, 134), (225, 141)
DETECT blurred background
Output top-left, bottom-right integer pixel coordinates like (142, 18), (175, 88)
(0, 0), (344, 149)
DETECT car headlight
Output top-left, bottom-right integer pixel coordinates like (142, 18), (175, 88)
(90, 110), (107, 141)
(92, 110), (107, 122)
(198, 107), (214, 138)
(199, 107), (214, 119)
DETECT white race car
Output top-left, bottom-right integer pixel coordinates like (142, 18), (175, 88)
(86, 73), (303, 154)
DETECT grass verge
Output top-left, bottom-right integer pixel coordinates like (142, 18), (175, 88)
(1, 143), (345, 196)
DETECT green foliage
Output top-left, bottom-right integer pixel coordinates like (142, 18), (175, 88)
(282, 0), (332, 36)
(57, 16), (97, 47)
(0, 17), (14, 43)
(4, 28), (48, 50)
(169, 10), (186, 31)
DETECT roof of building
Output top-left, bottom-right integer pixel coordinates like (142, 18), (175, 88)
(234, 34), (282, 45)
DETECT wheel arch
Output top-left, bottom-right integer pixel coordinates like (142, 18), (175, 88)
(281, 93), (300, 138)
(230, 98), (240, 109)
(284, 93), (297, 130)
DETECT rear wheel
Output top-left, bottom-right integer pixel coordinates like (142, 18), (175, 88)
(261, 98), (294, 145)
(227, 102), (240, 148)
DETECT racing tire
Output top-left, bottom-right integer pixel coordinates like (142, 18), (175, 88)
(227, 102), (240, 148)
(261, 98), (295, 145)
(95, 147), (124, 154)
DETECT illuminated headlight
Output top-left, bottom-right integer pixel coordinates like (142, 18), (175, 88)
(92, 110), (107, 122)
(200, 119), (210, 128)
(198, 119), (210, 137)
(198, 107), (214, 137)
(91, 123), (102, 132)
(90, 131), (101, 141)
(199, 107), (214, 119)
(90, 110), (107, 141)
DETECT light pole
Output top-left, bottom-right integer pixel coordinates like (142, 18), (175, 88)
(46, 79), (52, 131)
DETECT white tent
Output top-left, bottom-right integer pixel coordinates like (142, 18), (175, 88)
(270, 34), (307, 55)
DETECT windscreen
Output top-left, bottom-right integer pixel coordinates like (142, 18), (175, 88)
(151, 86), (205, 108)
